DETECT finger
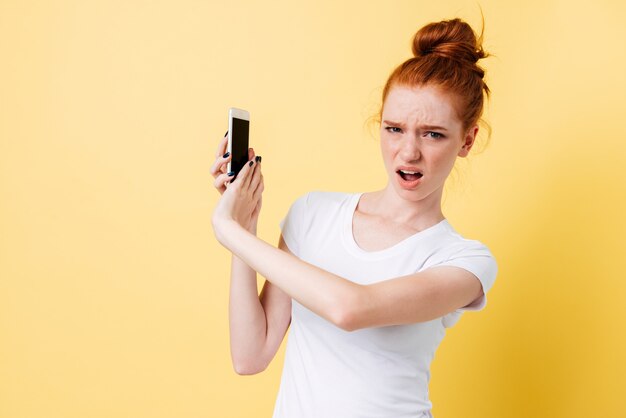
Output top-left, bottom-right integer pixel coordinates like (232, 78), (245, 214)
(248, 157), (262, 193)
(242, 158), (258, 190)
(252, 172), (264, 201)
(231, 156), (254, 187)
(213, 171), (235, 193)
(214, 132), (229, 158)
(210, 152), (232, 178)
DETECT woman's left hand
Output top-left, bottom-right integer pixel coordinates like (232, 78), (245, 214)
(211, 155), (264, 246)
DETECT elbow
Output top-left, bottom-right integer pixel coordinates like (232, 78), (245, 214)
(232, 357), (268, 376)
(330, 286), (364, 332)
(233, 362), (267, 376)
(334, 310), (359, 332)
(233, 366), (261, 376)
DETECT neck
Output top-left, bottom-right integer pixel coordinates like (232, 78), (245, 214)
(364, 183), (445, 228)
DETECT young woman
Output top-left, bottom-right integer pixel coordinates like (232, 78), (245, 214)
(210, 17), (498, 418)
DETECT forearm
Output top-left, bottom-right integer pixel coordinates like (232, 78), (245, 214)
(228, 252), (268, 371)
(219, 221), (361, 329)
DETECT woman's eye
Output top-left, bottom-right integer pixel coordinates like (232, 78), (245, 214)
(426, 131), (444, 139)
(385, 127), (402, 133)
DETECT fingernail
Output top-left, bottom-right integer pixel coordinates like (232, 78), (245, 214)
(227, 171), (235, 176)
(249, 160), (254, 167)
(255, 155), (261, 162)
(224, 131), (228, 137)
(223, 151), (230, 158)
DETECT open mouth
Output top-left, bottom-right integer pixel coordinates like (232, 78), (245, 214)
(397, 169), (423, 181)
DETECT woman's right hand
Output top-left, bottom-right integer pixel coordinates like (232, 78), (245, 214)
(210, 132), (261, 233)
(210, 132), (256, 195)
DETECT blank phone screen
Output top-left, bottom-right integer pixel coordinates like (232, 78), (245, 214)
(231, 117), (249, 176)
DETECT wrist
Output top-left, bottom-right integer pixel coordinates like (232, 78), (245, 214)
(214, 218), (239, 247)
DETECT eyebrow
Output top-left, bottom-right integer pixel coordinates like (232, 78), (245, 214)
(382, 120), (449, 131)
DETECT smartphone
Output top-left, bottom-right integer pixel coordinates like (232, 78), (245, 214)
(227, 108), (250, 179)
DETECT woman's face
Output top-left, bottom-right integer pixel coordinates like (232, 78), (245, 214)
(380, 84), (477, 203)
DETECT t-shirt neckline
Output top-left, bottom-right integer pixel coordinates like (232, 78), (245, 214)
(342, 192), (450, 260)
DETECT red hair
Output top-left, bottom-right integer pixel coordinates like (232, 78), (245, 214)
(380, 17), (491, 134)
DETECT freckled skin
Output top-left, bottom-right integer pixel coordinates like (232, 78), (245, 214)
(376, 84), (479, 223)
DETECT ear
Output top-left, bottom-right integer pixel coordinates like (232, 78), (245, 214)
(458, 125), (479, 158)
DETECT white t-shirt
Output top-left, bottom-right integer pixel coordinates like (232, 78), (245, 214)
(274, 191), (498, 418)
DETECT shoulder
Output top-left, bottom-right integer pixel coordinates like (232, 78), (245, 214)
(281, 191), (354, 248)
(290, 190), (355, 211)
(429, 221), (499, 290)
(422, 221), (498, 275)
(439, 222), (495, 257)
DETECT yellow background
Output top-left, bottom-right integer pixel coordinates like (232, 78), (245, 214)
(1, 0), (625, 417)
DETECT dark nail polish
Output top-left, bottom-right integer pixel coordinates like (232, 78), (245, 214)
(249, 160), (254, 167)
(223, 151), (230, 158)
(224, 131), (228, 137)
(227, 171), (235, 176)
(255, 155), (261, 162)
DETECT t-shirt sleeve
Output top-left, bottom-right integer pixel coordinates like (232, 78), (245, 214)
(278, 193), (309, 258)
(435, 242), (498, 312)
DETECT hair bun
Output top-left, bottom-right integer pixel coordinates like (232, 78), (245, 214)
(380, 17), (491, 134)
(412, 18), (488, 65)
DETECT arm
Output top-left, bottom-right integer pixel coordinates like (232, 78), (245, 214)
(211, 144), (292, 374)
(217, 221), (483, 332)
(228, 231), (293, 375)
(352, 265), (483, 329)
(212, 156), (483, 332)
(217, 221), (359, 330)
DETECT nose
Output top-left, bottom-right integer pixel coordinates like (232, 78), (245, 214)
(399, 135), (421, 162)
